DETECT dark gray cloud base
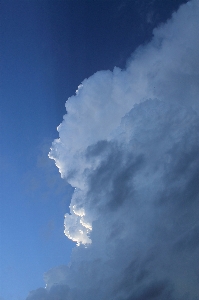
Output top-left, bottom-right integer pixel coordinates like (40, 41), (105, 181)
(27, 1), (199, 299)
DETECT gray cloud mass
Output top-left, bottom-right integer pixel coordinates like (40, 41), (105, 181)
(27, 1), (199, 299)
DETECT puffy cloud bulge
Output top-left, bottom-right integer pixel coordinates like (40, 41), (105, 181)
(28, 1), (199, 299)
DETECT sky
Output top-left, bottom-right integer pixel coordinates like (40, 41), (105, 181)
(0, 0), (198, 300)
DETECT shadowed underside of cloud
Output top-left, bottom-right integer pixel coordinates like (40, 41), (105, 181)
(27, 1), (199, 299)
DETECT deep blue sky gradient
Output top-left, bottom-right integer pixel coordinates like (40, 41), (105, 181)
(0, 1), (188, 299)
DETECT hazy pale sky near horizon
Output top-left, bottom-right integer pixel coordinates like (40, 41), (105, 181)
(0, 1), (198, 300)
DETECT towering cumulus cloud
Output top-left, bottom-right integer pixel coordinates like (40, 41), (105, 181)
(27, 1), (199, 299)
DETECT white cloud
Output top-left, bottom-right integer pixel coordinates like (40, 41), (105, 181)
(28, 1), (199, 299)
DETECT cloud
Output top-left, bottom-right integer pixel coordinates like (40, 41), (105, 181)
(27, 0), (199, 299)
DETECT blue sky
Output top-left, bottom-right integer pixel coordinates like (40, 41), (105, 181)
(1, 1), (198, 300)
